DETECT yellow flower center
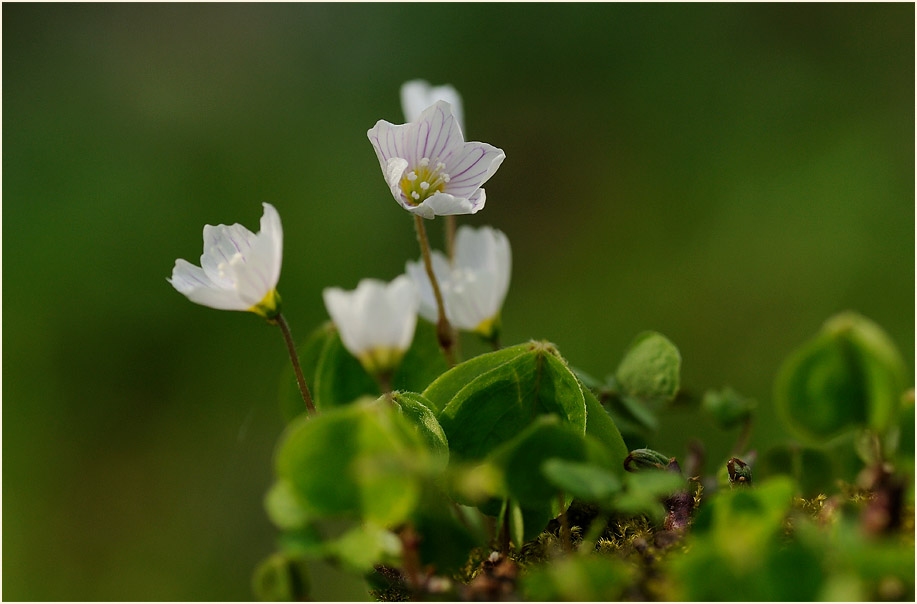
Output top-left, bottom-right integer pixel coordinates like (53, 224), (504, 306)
(358, 347), (405, 377)
(250, 288), (281, 319)
(399, 158), (451, 206)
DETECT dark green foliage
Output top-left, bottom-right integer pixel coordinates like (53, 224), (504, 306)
(776, 312), (907, 443)
(259, 319), (914, 602)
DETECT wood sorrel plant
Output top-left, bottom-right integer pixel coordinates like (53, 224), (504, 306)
(169, 83), (914, 602)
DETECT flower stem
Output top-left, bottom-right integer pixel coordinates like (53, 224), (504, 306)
(414, 215), (455, 366)
(399, 523), (424, 593)
(731, 415), (753, 456)
(275, 313), (317, 417)
(558, 491), (572, 553)
(500, 498), (511, 554)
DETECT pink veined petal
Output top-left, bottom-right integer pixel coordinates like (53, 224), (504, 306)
(417, 101), (463, 167)
(368, 119), (401, 170)
(467, 188), (486, 214)
(443, 142), (506, 198)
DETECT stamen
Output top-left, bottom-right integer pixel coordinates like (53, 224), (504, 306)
(420, 181), (430, 191)
(406, 171), (417, 182)
(419, 158), (430, 167)
(411, 191), (420, 200)
(436, 162), (446, 170)
(443, 174), (451, 183)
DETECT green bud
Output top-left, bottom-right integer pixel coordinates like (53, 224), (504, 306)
(726, 457), (753, 487)
(624, 448), (672, 472)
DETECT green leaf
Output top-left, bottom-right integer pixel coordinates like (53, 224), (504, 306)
(276, 402), (426, 526)
(412, 494), (480, 573)
(710, 476), (795, 560)
(324, 524), (400, 573)
(492, 415), (589, 507)
(280, 322), (336, 422)
(542, 458), (622, 502)
(252, 553), (310, 602)
(264, 479), (310, 530)
(422, 342), (532, 414)
(522, 556), (634, 601)
(702, 386), (757, 430)
(758, 444), (838, 497)
(389, 391), (449, 471)
(614, 331), (681, 404)
(392, 319), (449, 393)
(775, 312), (907, 443)
(312, 328), (380, 411)
(582, 386), (629, 474)
(438, 343), (587, 464)
(613, 470), (685, 522)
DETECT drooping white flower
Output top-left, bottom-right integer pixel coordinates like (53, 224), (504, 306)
(322, 275), (419, 376)
(168, 203), (283, 319)
(367, 100), (505, 219)
(400, 79), (464, 132)
(406, 226), (511, 339)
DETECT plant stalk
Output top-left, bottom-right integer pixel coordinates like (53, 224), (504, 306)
(558, 492), (572, 552)
(274, 313), (317, 417)
(414, 215), (455, 366)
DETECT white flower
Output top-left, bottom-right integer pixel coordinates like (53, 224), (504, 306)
(400, 79), (464, 132)
(367, 100), (505, 219)
(406, 226), (511, 339)
(168, 203), (283, 318)
(322, 275), (419, 376)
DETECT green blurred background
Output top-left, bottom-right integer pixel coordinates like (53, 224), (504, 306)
(3, 3), (913, 600)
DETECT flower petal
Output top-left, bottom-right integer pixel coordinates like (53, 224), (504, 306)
(443, 142), (506, 199)
(368, 119), (401, 170)
(229, 238), (275, 307)
(413, 101), (463, 168)
(456, 226), (511, 316)
(384, 157), (410, 209)
(386, 275), (420, 352)
(401, 80), (464, 132)
(258, 202), (283, 287)
(324, 277), (419, 361)
(201, 223), (254, 286)
(169, 259), (247, 310)
(419, 192), (479, 217)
